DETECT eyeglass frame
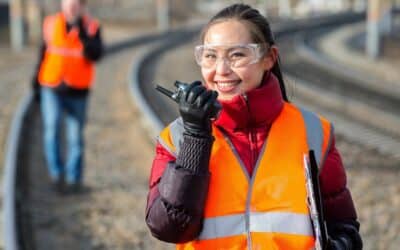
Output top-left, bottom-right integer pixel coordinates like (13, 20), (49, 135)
(194, 43), (269, 69)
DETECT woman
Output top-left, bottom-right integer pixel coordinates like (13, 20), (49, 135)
(146, 4), (362, 250)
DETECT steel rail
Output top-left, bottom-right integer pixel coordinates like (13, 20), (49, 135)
(3, 94), (33, 250)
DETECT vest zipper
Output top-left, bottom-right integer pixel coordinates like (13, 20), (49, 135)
(242, 94), (257, 174)
(242, 93), (254, 250)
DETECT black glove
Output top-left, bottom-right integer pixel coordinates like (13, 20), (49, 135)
(31, 75), (41, 103)
(75, 17), (88, 41)
(179, 81), (219, 138)
(327, 221), (362, 250)
(327, 236), (353, 250)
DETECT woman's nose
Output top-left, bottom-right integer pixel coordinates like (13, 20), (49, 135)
(215, 58), (232, 75)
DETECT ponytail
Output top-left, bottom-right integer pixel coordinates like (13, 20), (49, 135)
(271, 58), (288, 101)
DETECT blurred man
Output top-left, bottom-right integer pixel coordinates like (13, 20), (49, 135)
(32, 0), (103, 194)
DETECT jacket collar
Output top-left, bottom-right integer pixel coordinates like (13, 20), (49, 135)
(213, 73), (284, 132)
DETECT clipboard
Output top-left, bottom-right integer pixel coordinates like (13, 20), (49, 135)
(303, 150), (330, 250)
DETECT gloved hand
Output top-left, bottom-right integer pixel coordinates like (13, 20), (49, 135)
(31, 75), (41, 103)
(179, 81), (219, 137)
(327, 221), (362, 250)
(327, 236), (353, 250)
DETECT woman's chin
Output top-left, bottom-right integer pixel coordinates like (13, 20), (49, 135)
(217, 93), (239, 102)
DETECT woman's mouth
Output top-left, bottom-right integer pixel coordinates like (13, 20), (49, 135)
(215, 81), (241, 93)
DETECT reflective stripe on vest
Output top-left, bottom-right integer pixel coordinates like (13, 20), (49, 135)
(46, 45), (83, 57)
(199, 212), (313, 240)
(299, 108), (334, 168)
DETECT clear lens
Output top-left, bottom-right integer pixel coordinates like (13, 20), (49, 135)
(194, 44), (266, 69)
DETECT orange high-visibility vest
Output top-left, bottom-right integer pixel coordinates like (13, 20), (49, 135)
(38, 12), (99, 89)
(158, 102), (333, 250)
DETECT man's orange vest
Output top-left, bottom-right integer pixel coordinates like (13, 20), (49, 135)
(38, 12), (99, 89)
(158, 103), (333, 250)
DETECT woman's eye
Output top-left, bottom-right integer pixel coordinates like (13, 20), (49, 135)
(203, 53), (217, 60)
(230, 52), (246, 59)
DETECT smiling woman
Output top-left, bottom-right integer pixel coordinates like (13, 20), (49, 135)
(145, 3), (363, 250)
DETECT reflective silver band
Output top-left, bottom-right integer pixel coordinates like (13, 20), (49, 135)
(198, 214), (246, 240)
(47, 46), (83, 57)
(198, 212), (313, 240)
(250, 212), (313, 236)
(300, 108), (323, 167)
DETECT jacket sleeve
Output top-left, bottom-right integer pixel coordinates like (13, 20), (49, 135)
(320, 136), (362, 250)
(320, 136), (357, 220)
(145, 134), (213, 243)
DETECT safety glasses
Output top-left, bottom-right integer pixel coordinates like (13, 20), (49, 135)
(194, 43), (268, 69)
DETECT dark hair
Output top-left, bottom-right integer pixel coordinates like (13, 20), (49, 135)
(200, 4), (288, 101)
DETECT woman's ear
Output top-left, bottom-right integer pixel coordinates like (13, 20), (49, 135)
(262, 45), (278, 70)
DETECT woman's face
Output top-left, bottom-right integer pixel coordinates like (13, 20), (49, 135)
(201, 20), (275, 101)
